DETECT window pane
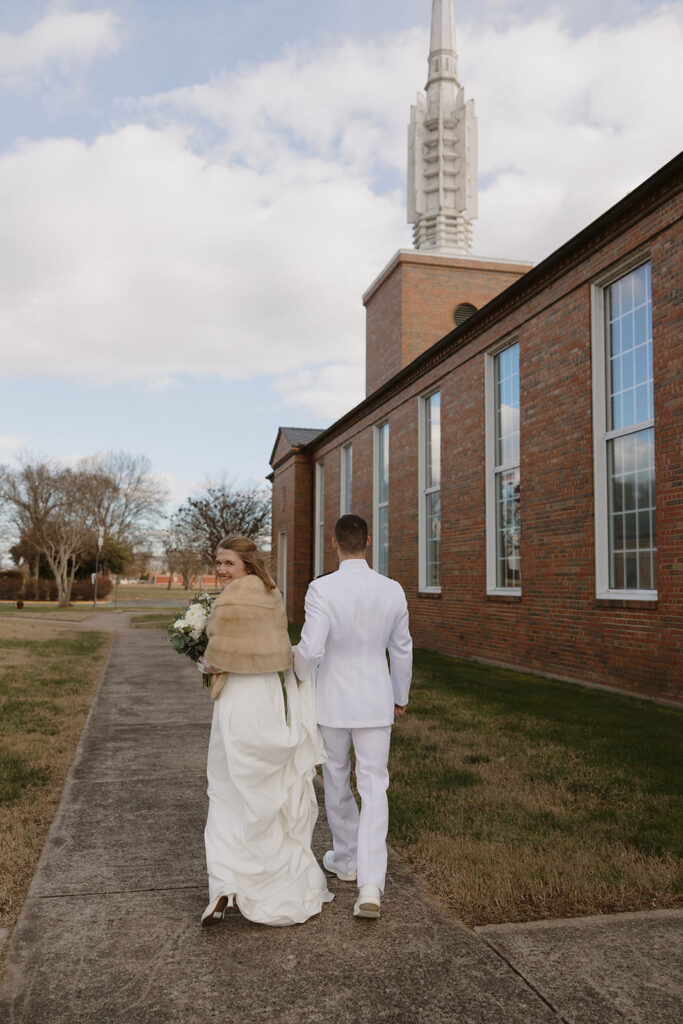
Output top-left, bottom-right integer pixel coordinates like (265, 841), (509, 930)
(495, 467), (521, 588)
(315, 463), (325, 576)
(607, 427), (656, 590)
(493, 344), (520, 589)
(607, 264), (652, 431)
(425, 392), (441, 489)
(425, 489), (441, 588)
(633, 262), (649, 306)
(342, 445), (352, 514)
(376, 424), (389, 576)
(378, 504), (388, 576)
(495, 343), (520, 468)
(378, 424), (389, 504)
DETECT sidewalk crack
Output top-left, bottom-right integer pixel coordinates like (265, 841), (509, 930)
(477, 934), (570, 1023)
(34, 883), (202, 900)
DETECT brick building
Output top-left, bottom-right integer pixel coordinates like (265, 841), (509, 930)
(269, 4), (682, 703)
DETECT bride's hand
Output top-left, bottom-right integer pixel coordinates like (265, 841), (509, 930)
(197, 655), (220, 674)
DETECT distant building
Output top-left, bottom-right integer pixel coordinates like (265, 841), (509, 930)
(269, 1), (682, 703)
(152, 573), (219, 589)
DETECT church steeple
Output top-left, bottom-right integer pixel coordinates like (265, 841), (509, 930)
(407, 1), (478, 255)
(428, 0), (457, 86)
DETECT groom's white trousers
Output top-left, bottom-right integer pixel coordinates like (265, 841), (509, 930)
(319, 724), (392, 892)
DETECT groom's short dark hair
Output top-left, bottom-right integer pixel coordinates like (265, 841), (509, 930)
(334, 514), (368, 554)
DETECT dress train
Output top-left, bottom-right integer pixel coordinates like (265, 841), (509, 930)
(204, 667), (333, 926)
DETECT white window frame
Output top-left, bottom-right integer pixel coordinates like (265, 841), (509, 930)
(485, 337), (521, 596)
(340, 443), (353, 515)
(277, 529), (287, 609)
(314, 461), (325, 577)
(591, 249), (656, 600)
(373, 421), (389, 575)
(418, 388), (441, 592)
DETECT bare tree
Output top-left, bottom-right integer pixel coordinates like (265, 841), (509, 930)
(164, 521), (204, 589)
(165, 546), (203, 590)
(77, 452), (168, 547)
(39, 470), (94, 605)
(0, 460), (92, 606)
(127, 548), (155, 581)
(171, 480), (271, 564)
(0, 452), (169, 606)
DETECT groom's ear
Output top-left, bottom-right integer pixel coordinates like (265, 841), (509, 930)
(366, 535), (371, 548)
(332, 536), (339, 552)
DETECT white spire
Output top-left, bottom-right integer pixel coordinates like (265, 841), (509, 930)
(407, 0), (478, 255)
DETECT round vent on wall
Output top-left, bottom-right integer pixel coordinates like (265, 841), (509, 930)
(453, 302), (477, 327)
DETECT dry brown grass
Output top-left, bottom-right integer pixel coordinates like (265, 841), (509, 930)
(0, 603), (91, 622)
(0, 618), (111, 936)
(404, 830), (679, 926)
(109, 583), (213, 603)
(387, 650), (683, 927)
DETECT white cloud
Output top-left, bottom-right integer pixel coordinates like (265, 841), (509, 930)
(462, 7), (683, 259)
(0, 9), (121, 84)
(138, 29), (425, 178)
(0, 123), (403, 388)
(273, 364), (366, 420)
(0, 8), (681, 420)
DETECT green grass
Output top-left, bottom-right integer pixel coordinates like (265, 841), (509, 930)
(288, 623), (682, 924)
(0, 752), (49, 806)
(129, 613), (176, 628)
(0, 633), (105, 698)
(0, 620), (111, 933)
(389, 650), (682, 924)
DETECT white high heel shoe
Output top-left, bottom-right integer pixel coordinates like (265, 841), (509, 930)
(201, 893), (235, 926)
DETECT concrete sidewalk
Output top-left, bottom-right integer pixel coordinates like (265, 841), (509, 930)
(0, 620), (681, 1023)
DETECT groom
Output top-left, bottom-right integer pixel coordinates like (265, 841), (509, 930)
(293, 513), (412, 919)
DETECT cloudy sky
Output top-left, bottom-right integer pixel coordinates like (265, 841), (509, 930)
(1, 0), (681, 517)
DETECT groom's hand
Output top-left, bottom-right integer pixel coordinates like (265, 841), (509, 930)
(394, 704), (407, 721)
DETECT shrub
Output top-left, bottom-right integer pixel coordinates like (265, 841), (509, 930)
(70, 576), (113, 601)
(22, 579), (58, 601)
(0, 575), (24, 599)
(0, 573), (113, 602)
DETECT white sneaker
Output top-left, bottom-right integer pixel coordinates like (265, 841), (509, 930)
(322, 850), (357, 882)
(353, 884), (381, 919)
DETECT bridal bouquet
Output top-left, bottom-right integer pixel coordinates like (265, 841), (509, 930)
(168, 593), (215, 686)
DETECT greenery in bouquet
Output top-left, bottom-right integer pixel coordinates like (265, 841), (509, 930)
(168, 593), (215, 685)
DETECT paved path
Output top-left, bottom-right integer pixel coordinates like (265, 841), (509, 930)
(0, 618), (681, 1023)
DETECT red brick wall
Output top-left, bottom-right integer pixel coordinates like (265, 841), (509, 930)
(400, 257), (532, 367)
(364, 252), (532, 394)
(365, 263), (403, 395)
(274, 174), (682, 701)
(271, 451), (315, 623)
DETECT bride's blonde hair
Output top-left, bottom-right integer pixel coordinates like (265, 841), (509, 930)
(216, 535), (275, 591)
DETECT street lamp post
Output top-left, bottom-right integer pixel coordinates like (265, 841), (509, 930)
(93, 526), (104, 606)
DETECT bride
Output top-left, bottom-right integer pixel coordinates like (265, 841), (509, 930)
(199, 534), (333, 927)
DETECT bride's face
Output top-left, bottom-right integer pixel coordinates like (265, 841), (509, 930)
(215, 548), (248, 587)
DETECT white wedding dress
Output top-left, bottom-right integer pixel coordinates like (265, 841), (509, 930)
(204, 667), (333, 926)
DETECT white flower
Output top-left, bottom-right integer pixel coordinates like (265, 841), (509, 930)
(185, 605), (207, 630)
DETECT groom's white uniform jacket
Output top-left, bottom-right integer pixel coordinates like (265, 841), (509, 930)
(293, 559), (412, 728)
